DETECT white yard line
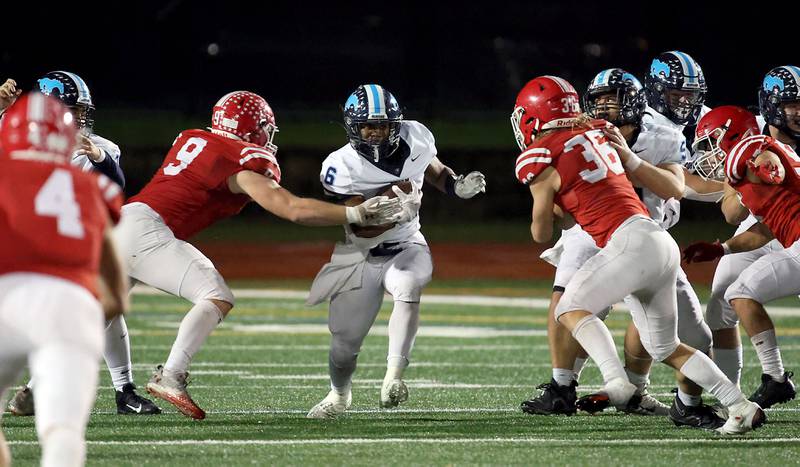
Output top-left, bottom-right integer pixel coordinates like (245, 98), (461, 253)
(132, 286), (800, 317)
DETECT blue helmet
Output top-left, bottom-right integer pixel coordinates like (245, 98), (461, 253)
(343, 84), (403, 162)
(644, 51), (707, 126)
(37, 71), (95, 130)
(759, 66), (800, 140)
(583, 68), (646, 127)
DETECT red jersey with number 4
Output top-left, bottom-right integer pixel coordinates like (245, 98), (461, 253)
(128, 129), (281, 240)
(0, 159), (123, 296)
(726, 135), (800, 247)
(515, 121), (649, 247)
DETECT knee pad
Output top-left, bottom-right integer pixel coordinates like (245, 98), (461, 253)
(641, 338), (680, 362)
(180, 260), (234, 305)
(705, 295), (739, 331)
(678, 320), (712, 354)
(385, 271), (431, 303)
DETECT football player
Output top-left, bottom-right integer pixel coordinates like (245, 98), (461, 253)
(117, 90), (403, 419)
(306, 84), (486, 418)
(513, 75), (763, 435)
(684, 71), (800, 408)
(0, 93), (128, 466)
(2, 71), (160, 417)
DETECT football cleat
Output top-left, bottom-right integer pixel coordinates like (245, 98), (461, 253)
(380, 379), (409, 409)
(718, 400), (766, 435)
(520, 379), (577, 416)
(617, 386), (669, 416)
(749, 371), (796, 409)
(307, 389), (352, 419)
(7, 387), (35, 416)
(576, 377), (637, 414)
(668, 396), (725, 430)
(145, 365), (205, 420)
(116, 383), (162, 415)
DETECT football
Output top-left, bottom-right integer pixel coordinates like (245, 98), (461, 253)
(346, 180), (413, 238)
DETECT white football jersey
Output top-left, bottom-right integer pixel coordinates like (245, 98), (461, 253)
(70, 133), (121, 173)
(631, 118), (686, 226)
(320, 120), (437, 248)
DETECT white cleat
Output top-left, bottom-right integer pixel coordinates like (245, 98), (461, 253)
(146, 365), (205, 420)
(618, 387), (670, 416)
(576, 377), (637, 414)
(380, 379), (409, 408)
(307, 390), (352, 419)
(717, 400), (766, 435)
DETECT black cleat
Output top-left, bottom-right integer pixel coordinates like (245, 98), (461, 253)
(668, 396), (725, 430)
(520, 379), (577, 416)
(116, 383), (162, 415)
(749, 372), (796, 409)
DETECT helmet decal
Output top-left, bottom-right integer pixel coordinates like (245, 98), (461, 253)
(651, 59), (671, 79)
(37, 78), (65, 96)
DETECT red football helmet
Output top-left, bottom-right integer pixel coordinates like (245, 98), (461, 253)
(211, 91), (278, 152)
(692, 106), (758, 180)
(511, 75), (581, 150)
(0, 92), (77, 162)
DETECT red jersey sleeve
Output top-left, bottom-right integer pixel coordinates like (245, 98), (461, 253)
(515, 145), (554, 184)
(96, 174), (124, 224)
(223, 143), (282, 184)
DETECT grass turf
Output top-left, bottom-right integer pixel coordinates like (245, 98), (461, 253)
(3, 283), (799, 465)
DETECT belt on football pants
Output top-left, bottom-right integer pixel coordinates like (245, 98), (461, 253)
(369, 242), (403, 257)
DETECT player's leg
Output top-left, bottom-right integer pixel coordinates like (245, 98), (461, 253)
(618, 320), (669, 416)
(308, 263), (385, 419)
(0, 293), (29, 467)
(382, 244), (433, 408)
(724, 242), (800, 408)
(104, 315), (161, 415)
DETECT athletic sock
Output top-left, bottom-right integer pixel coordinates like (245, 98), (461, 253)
(624, 368), (649, 393)
(677, 388), (702, 407)
(104, 316), (134, 390)
(573, 357), (588, 382)
(552, 368), (575, 387)
(570, 315), (626, 384)
(713, 347), (743, 387)
(750, 329), (786, 382)
(164, 300), (224, 374)
(679, 351), (744, 407)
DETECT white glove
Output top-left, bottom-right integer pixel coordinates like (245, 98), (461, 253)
(454, 171), (486, 199)
(345, 196), (402, 226)
(660, 198), (681, 230)
(391, 181), (423, 223)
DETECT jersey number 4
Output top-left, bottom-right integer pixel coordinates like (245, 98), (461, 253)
(164, 137), (208, 176)
(565, 130), (624, 183)
(35, 168), (84, 239)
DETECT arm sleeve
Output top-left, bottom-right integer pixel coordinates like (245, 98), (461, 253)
(90, 150), (126, 189)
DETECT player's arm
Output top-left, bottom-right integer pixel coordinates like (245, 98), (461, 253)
(425, 156), (486, 198)
(746, 150), (786, 185)
(682, 168), (724, 202)
(0, 78), (21, 115)
(228, 170), (399, 226)
(98, 224), (129, 320)
(683, 221), (774, 263)
(528, 166), (561, 243)
(720, 182), (749, 225)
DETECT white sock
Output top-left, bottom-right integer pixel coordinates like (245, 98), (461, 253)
(573, 357), (588, 382)
(624, 368), (649, 392)
(40, 427), (85, 467)
(26, 378), (35, 390)
(104, 316), (133, 390)
(385, 357), (408, 382)
(164, 300), (224, 374)
(713, 347), (743, 387)
(570, 315), (626, 384)
(387, 301), (420, 363)
(750, 329), (785, 382)
(677, 388), (702, 407)
(679, 351), (745, 407)
(552, 368), (575, 387)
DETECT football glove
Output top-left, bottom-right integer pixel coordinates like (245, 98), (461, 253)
(454, 171), (487, 199)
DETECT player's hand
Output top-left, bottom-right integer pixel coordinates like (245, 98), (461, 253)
(348, 196), (402, 226)
(602, 125), (634, 163)
(75, 133), (104, 162)
(661, 198), (681, 230)
(682, 240), (725, 263)
(746, 158), (784, 185)
(454, 171), (487, 199)
(391, 181), (423, 223)
(0, 79), (21, 112)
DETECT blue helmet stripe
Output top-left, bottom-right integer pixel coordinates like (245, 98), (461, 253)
(594, 69), (610, 86)
(784, 66), (800, 86)
(59, 71), (92, 105)
(367, 84), (382, 115)
(671, 51), (697, 85)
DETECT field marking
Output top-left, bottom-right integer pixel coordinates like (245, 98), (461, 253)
(132, 286), (800, 316)
(132, 344), (800, 351)
(7, 437), (800, 446)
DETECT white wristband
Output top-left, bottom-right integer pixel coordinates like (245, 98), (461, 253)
(721, 242), (731, 255)
(624, 153), (643, 172)
(345, 206), (362, 224)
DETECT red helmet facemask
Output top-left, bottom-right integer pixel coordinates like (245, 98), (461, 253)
(511, 76), (581, 150)
(692, 106), (758, 181)
(0, 92), (78, 162)
(211, 91), (278, 152)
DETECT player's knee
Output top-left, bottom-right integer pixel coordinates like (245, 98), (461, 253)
(386, 272), (430, 303)
(678, 322), (712, 355)
(705, 300), (739, 331)
(642, 339), (680, 363)
(210, 299), (233, 318)
(330, 335), (361, 366)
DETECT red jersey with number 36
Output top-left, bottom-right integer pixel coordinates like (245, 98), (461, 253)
(0, 159), (123, 296)
(726, 135), (800, 247)
(128, 129), (281, 240)
(515, 121), (649, 247)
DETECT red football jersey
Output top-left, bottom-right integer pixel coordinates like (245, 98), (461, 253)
(726, 135), (800, 247)
(516, 121), (649, 247)
(0, 159), (123, 296)
(128, 129), (281, 240)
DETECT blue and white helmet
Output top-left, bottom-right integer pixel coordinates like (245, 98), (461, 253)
(343, 84), (403, 162)
(644, 51), (707, 126)
(759, 66), (800, 140)
(583, 68), (646, 126)
(37, 71), (95, 130)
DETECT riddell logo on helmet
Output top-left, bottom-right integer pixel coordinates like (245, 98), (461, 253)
(213, 110), (239, 130)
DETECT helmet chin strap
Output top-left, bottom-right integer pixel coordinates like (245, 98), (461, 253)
(372, 146), (380, 162)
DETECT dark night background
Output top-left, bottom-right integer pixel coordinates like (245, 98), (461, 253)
(2, 1), (798, 225)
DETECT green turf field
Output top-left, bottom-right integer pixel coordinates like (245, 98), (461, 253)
(3, 283), (799, 465)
